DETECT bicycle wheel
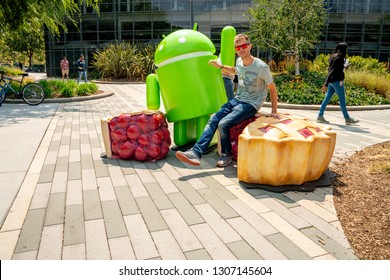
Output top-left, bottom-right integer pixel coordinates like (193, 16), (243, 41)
(22, 83), (45, 105)
(0, 85), (6, 105)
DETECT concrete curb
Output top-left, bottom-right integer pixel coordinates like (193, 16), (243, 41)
(4, 91), (115, 104)
(263, 102), (390, 111)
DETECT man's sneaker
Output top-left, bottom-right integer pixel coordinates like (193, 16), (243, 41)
(176, 150), (201, 166)
(216, 155), (232, 167)
(316, 116), (329, 124)
(345, 117), (359, 125)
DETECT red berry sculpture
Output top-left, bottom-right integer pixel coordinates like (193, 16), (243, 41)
(101, 111), (171, 161)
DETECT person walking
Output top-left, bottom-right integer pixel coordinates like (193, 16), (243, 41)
(77, 54), (88, 83)
(176, 33), (280, 167)
(60, 56), (69, 80)
(317, 43), (359, 125)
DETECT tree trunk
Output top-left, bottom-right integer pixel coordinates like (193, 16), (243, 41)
(28, 49), (33, 69)
(294, 54), (300, 76)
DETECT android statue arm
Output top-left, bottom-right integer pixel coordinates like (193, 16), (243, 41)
(146, 25), (236, 148)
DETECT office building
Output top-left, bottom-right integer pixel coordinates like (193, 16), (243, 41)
(45, 0), (390, 76)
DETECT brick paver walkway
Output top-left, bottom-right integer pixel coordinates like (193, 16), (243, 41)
(1, 83), (389, 260)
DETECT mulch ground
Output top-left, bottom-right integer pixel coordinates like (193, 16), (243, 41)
(331, 141), (390, 260)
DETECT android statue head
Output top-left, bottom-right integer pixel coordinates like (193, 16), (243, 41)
(147, 24), (236, 147)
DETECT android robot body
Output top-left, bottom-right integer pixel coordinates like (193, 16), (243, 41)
(147, 25), (236, 147)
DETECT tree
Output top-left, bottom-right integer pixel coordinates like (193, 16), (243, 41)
(246, 0), (327, 75)
(4, 18), (44, 69)
(0, 0), (99, 36)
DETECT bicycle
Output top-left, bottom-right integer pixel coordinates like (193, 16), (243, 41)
(0, 70), (45, 106)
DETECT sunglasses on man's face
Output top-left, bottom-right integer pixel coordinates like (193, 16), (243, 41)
(235, 43), (250, 51)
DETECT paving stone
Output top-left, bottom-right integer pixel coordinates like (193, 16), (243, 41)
(227, 240), (263, 260)
(144, 182), (174, 210)
(38, 164), (55, 183)
(70, 139), (80, 150)
(194, 203), (241, 243)
(49, 140), (60, 151)
(255, 192), (299, 208)
(15, 209), (46, 253)
(300, 227), (357, 260)
(184, 249), (211, 260)
(123, 214), (159, 260)
(227, 217), (287, 260)
(97, 177), (117, 201)
(0, 230), (20, 260)
(160, 208), (203, 252)
(85, 219), (110, 260)
(284, 191), (338, 222)
(82, 169), (98, 190)
(108, 165), (127, 186)
(13, 250), (37, 260)
(135, 196), (168, 232)
(30, 183), (51, 210)
(108, 237), (136, 260)
(101, 200), (128, 239)
(125, 174), (149, 197)
(197, 188), (238, 219)
(58, 144), (70, 157)
(55, 157), (69, 172)
(290, 206), (351, 249)
(63, 204), (85, 246)
(152, 171), (179, 194)
(172, 179), (206, 205)
(81, 154), (94, 170)
(45, 192), (66, 225)
(66, 179), (83, 206)
(265, 233), (311, 260)
(51, 171), (67, 193)
(256, 195), (311, 229)
(133, 163), (156, 184)
(190, 223), (236, 260)
(151, 230), (186, 260)
(167, 192), (204, 226)
(83, 189), (103, 220)
(114, 186), (140, 215)
(200, 176), (237, 200)
(261, 212), (327, 258)
(226, 184), (270, 213)
(68, 162), (82, 180)
(37, 224), (63, 260)
(94, 158), (110, 177)
(118, 160), (136, 175)
(227, 199), (277, 236)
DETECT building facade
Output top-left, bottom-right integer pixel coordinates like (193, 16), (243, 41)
(45, 0), (390, 77)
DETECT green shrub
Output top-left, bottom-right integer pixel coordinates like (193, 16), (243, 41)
(59, 81), (76, 97)
(347, 56), (388, 75)
(273, 71), (390, 105)
(92, 42), (156, 81)
(77, 83), (98, 96)
(36, 79), (98, 98)
(346, 71), (390, 98)
(37, 80), (53, 98)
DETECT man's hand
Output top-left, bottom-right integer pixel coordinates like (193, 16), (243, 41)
(269, 112), (281, 119)
(208, 59), (221, 68)
(321, 85), (328, 93)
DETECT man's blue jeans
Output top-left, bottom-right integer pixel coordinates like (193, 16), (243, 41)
(192, 98), (257, 158)
(319, 81), (350, 119)
(78, 71), (87, 83)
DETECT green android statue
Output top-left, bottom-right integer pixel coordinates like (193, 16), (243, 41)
(146, 24), (236, 147)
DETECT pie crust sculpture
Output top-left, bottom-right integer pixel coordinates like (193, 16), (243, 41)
(237, 113), (336, 186)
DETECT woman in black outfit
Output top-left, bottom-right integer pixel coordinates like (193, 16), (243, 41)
(316, 43), (359, 125)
